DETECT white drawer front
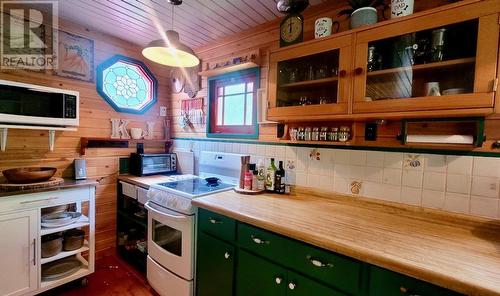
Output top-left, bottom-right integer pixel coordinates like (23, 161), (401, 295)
(0, 187), (93, 213)
(120, 181), (137, 199)
(136, 187), (148, 205)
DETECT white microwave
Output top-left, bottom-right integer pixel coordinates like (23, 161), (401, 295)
(0, 79), (79, 127)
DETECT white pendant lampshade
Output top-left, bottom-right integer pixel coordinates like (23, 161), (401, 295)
(142, 30), (199, 68)
(142, 0), (200, 68)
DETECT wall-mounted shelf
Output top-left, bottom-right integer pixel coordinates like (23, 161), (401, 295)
(80, 137), (172, 155)
(0, 124), (78, 152)
(199, 61), (259, 77)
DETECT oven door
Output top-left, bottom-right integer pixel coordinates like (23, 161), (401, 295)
(145, 201), (194, 280)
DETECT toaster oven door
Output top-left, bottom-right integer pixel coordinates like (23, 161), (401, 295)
(141, 154), (175, 175)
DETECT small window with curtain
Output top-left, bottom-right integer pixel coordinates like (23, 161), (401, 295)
(207, 68), (259, 138)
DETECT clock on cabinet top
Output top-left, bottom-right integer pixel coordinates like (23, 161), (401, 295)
(280, 14), (304, 47)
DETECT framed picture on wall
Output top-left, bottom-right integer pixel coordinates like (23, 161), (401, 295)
(54, 30), (94, 82)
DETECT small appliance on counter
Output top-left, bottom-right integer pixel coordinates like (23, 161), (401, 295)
(74, 159), (87, 180)
(129, 153), (177, 176)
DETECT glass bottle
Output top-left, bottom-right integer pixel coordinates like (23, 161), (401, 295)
(257, 159), (266, 190)
(275, 161), (286, 194)
(265, 158), (277, 191)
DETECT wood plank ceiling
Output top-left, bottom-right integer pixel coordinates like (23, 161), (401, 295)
(58, 0), (328, 50)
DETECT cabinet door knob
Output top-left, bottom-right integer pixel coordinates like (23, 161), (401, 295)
(339, 69), (347, 77)
(275, 277), (283, 285)
(288, 282), (296, 290)
(400, 286), (422, 296)
(355, 67), (364, 75)
(208, 217), (222, 224)
(251, 235), (269, 245)
(306, 255), (333, 268)
(224, 252), (230, 259)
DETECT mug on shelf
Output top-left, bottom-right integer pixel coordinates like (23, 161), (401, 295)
(130, 128), (147, 139)
(314, 17), (340, 39)
(424, 82), (441, 97)
(391, 0), (414, 19)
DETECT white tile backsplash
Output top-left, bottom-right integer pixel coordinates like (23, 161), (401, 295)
(384, 152), (403, 169)
(402, 170), (423, 188)
(444, 192), (470, 214)
(366, 151), (385, 167)
(423, 154), (447, 172)
(446, 156), (473, 175)
(470, 176), (499, 198)
(177, 139), (500, 220)
(446, 174), (471, 195)
(423, 172), (446, 191)
(473, 157), (500, 177)
(383, 168), (402, 185)
(470, 196), (498, 218)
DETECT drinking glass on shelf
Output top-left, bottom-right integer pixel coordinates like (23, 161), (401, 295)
(315, 64), (328, 79)
(307, 65), (315, 81)
(330, 66), (339, 77)
(288, 68), (298, 83)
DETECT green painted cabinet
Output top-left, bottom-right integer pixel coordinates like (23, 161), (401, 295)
(237, 250), (344, 296)
(196, 232), (235, 296)
(196, 209), (462, 296)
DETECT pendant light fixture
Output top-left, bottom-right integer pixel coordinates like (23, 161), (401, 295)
(142, 0), (200, 68)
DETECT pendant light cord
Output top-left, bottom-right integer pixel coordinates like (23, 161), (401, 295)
(171, 4), (174, 31)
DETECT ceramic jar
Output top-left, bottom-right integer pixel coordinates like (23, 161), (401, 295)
(391, 0), (414, 19)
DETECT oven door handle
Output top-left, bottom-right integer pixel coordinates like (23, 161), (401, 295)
(145, 201), (189, 221)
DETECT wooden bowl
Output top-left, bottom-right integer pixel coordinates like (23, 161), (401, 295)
(2, 167), (57, 184)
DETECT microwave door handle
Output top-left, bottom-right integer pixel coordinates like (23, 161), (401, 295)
(145, 201), (188, 221)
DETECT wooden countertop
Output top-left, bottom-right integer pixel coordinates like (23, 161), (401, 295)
(0, 178), (98, 197)
(117, 174), (178, 189)
(192, 188), (500, 296)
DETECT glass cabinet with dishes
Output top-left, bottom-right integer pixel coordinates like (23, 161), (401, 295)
(352, 11), (499, 114)
(267, 33), (352, 121)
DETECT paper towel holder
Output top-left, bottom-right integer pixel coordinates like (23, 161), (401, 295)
(398, 117), (485, 147)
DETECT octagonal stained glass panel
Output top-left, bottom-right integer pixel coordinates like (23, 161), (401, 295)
(96, 55), (157, 114)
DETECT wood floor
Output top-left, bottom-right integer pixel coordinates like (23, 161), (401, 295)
(42, 256), (157, 296)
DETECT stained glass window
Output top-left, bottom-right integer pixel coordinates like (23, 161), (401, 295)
(96, 55), (157, 114)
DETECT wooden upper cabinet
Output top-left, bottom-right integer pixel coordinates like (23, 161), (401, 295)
(352, 4), (500, 115)
(267, 34), (353, 121)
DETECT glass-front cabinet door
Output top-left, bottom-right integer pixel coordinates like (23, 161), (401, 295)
(352, 11), (499, 115)
(267, 34), (352, 121)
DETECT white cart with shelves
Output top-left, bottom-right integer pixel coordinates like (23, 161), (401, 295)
(0, 184), (96, 296)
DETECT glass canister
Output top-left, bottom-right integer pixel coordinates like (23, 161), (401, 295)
(328, 127), (339, 141)
(311, 127), (320, 141)
(319, 127), (328, 141)
(304, 127), (312, 141)
(290, 127), (298, 141)
(338, 126), (351, 142)
(297, 127), (305, 141)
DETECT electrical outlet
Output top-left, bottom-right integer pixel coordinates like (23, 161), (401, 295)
(160, 106), (167, 117)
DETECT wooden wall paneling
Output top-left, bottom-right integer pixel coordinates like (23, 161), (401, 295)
(0, 15), (170, 258)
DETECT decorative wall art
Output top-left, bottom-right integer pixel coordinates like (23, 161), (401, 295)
(54, 31), (94, 82)
(96, 55), (158, 114)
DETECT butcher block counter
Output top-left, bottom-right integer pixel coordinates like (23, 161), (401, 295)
(192, 187), (500, 296)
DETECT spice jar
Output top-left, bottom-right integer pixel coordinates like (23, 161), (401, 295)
(297, 127), (305, 141)
(319, 127), (328, 141)
(338, 126), (351, 142)
(328, 127), (339, 141)
(311, 127), (320, 141)
(304, 127), (312, 141)
(290, 127), (298, 141)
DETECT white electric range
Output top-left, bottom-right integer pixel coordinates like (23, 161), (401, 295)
(145, 151), (243, 296)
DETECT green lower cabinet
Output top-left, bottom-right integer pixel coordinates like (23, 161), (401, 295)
(287, 271), (346, 296)
(368, 266), (461, 296)
(236, 250), (287, 296)
(196, 232), (235, 296)
(236, 250), (344, 296)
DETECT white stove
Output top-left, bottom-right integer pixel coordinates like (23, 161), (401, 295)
(145, 151), (244, 296)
